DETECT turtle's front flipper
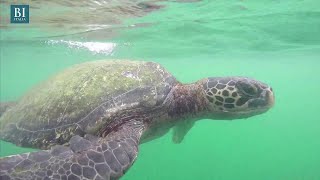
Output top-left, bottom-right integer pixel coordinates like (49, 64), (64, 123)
(0, 120), (145, 180)
(172, 120), (195, 144)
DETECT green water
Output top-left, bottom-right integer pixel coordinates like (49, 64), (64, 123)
(1, 0), (320, 179)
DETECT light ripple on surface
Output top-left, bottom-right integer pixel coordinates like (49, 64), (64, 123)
(47, 40), (116, 55)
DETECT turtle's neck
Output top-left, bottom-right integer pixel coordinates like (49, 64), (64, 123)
(166, 82), (209, 120)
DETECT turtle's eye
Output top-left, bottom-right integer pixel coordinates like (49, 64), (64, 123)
(237, 82), (258, 96)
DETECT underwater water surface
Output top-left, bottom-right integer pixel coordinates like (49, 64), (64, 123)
(1, 0), (320, 180)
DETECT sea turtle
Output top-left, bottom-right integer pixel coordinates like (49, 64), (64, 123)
(0, 60), (274, 180)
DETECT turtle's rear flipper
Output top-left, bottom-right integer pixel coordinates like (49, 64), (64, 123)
(0, 120), (144, 180)
(0, 101), (17, 118)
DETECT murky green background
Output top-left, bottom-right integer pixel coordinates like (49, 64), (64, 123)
(1, 0), (320, 179)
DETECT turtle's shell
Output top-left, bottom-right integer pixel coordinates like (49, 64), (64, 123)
(0, 60), (177, 149)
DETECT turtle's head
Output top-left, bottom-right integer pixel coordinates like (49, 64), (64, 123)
(200, 77), (274, 119)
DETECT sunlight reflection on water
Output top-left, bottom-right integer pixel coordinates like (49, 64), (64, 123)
(47, 40), (116, 55)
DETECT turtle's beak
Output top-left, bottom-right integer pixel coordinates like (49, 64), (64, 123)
(266, 87), (275, 108)
(247, 87), (275, 110)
